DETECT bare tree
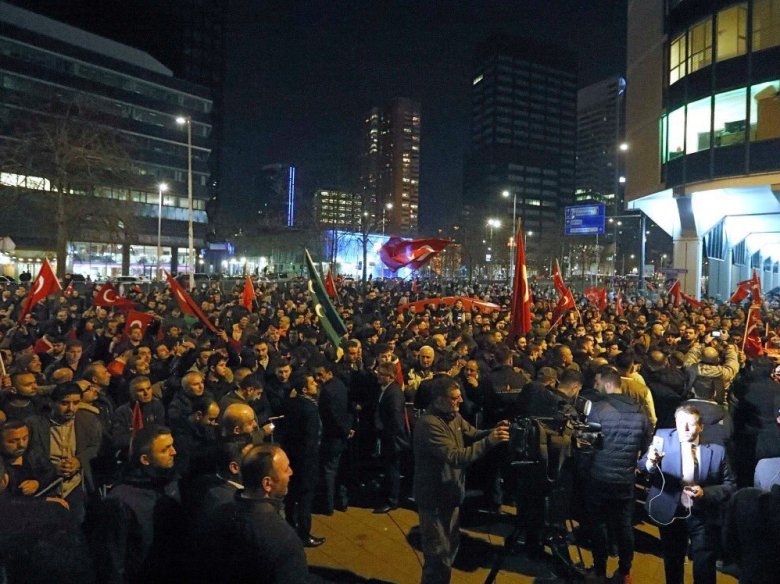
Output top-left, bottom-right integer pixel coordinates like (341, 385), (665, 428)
(0, 96), (141, 278)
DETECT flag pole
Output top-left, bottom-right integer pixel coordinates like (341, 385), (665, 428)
(742, 304), (755, 353)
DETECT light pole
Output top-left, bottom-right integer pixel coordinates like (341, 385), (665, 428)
(502, 190), (517, 278)
(157, 182), (168, 280)
(382, 202), (393, 235)
(176, 115), (194, 290)
(487, 218), (501, 279)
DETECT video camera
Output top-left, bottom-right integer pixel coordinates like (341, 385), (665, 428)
(507, 397), (603, 468)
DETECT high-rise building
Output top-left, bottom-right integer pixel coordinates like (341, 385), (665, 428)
(463, 35), (577, 272)
(314, 189), (363, 229)
(625, 0), (780, 299)
(360, 98), (421, 234)
(0, 2), (212, 277)
(255, 164), (296, 228)
(575, 76), (626, 206)
(5, 0), (226, 208)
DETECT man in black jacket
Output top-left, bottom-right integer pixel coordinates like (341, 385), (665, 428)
(201, 444), (309, 584)
(373, 362), (408, 513)
(584, 367), (652, 584)
(315, 361), (353, 514)
(282, 372), (324, 546)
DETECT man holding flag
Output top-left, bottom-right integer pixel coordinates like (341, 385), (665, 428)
(510, 222), (533, 339)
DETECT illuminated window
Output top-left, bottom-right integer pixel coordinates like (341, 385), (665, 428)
(717, 4), (747, 62)
(670, 33), (687, 84)
(686, 96), (712, 153)
(688, 17), (713, 74)
(753, 0), (780, 51)
(750, 80), (780, 141)
(714, 88), (746, 147)
(667, 106), (686, 160)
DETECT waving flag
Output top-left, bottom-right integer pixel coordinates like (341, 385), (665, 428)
(742, 304), (764, 358)
(379, 237), (451, 272)
(305, 249), (348, 347)
(63, 281), (74, 298)
(93, 282), (135, 309)
(584, 287), (608, 311)
(728, 277), (752, 304)
(552, 259), (568, 298)
(615, 290), (624, 317)
(750, 269), (762, 305)
(551, 287), (576, 330)
(668, 280), (682, 307)
(125, 310), (154, 337)
(165, 271), (218, 334)
(324, 270), (337, 299)
(241, 276), (255, 312)
(510, 223), (532, 338)
(18, 259), (61, 323)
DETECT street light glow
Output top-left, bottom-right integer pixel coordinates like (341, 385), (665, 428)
(176, 116), (188, 125)
(158, 182), (168, 192)
(502, 190), (510, 198)
(619, 143), (629, 151)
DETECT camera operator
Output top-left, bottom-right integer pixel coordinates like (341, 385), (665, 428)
(515, 369), (583, 556)
(683, 333), (739, 406)
(413, 376), (510, 584)
(584, 367), (653, 584)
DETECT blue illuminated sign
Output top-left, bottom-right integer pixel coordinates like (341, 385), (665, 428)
(565, 203), (606, 236)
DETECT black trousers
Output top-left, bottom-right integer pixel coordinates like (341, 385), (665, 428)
(658, 514), (719, 584)
(320, 437), (349, 512)
(379, 436), (401, 506)
(585, 480), (635, 577)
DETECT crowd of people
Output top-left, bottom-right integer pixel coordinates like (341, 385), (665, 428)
(0, 273), (779, 584)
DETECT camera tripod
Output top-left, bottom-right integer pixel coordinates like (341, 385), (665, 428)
(483, 463), (589, 584)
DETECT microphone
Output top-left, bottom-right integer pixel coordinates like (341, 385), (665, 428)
(651, 435), (664, 465)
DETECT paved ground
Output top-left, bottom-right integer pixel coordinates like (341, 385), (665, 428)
(304, 497), (739, 584)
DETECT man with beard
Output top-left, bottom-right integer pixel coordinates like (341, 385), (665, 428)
(1, 371), (44, 422)
(0, 419), (57, 497)
(94, 425), (184, 584)
(26, 383), (102, 521)
(265, 359), (293, 417)
(282, 372), (325, 547)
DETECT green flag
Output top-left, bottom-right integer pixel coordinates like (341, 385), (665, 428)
(304, 249), (348, 347)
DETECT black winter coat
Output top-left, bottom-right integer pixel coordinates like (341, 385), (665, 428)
(586, 393), (652, 485)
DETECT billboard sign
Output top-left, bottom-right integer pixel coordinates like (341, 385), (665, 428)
(565, 203), (606, 236)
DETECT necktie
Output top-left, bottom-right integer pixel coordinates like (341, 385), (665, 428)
(692, 444), (699, 483)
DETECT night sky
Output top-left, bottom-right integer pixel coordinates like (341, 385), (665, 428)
(221, 0), (627, 231)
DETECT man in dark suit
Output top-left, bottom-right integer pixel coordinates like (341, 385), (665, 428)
(282, 372), (324, 547)
(373, 362), (409, 513)
(641, 404), (735, 584)
(314, 362), (353, 514)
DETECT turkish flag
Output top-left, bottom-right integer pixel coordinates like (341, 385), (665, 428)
(750, 269), (762, 305)
(743, 304), (764, 358)
(379, 237), (450, 271)
(125, 310), (154, 337)
(551, 288), (576, 330)
(63, 281), (74, 298)
(681, 290), (703, 309)
(552, 259), (568, 298)
(616, 290), (624, 317)
(324, 270), (337, 299)
(728, 276), (754, 304)
(510, 223), (532, 338)
(18, 259), (61, 323)
(93, 282), (135, 309)
(165, 271), (218, 334)
(668, 280), (682, 307)
(241, 276), (255, 312)
(584, 287), (607, 311)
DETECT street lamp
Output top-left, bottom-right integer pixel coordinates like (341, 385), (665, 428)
(486, 218), (501, 277)
(382, 202), (393, 235)
(502, 190), (518, 278)
(157, 182), (168, 280)
(176, 115), (194, 290)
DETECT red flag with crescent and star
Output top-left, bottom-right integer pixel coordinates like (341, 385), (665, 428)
(165, 271), (218, 334)
(125, 310), (154, 337)
(18, 259), (61, 323)
(550, 287), (576, 330)
(324, 270), (337, 299)
(510, 222), (532, 338)
(615, 290), (624, 317)
(241, 276), (255, 312)
(552, 259), (568, 298)
(379, 237), (451, 271)
(93, 282), (135, 309)
(63, 281), (74, 298)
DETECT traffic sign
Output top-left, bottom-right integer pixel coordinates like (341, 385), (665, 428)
(565, 203), (606, 236)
